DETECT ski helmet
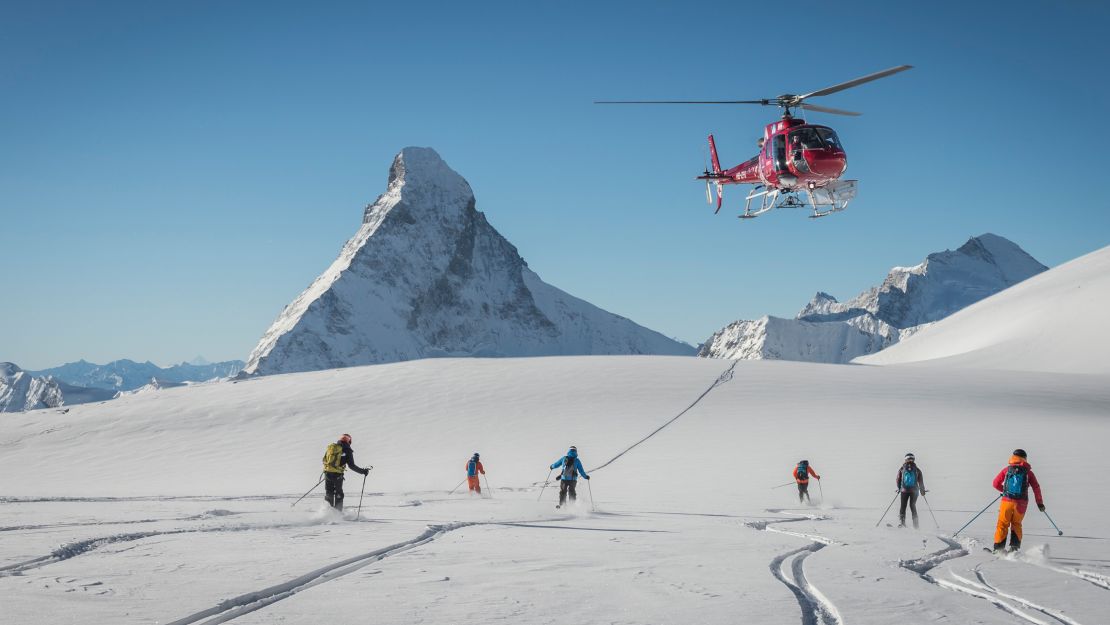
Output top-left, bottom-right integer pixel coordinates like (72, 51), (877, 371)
(905, 453), (915, 462)
(1012, 448), (1027, 458)
(567, 446), (578, 457)
(473, 452), (480, 459)
(339, 434), (352, 444)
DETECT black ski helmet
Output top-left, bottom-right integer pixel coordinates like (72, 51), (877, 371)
(1013, 448), (1027, 458)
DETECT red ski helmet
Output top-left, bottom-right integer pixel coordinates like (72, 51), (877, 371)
(339, 434), (352, 444)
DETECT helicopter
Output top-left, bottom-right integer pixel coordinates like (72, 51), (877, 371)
(596, 65), (912, 219)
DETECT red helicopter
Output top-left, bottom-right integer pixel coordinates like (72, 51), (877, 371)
(597, 65), (912, 219)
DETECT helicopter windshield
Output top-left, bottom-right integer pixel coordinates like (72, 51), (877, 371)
(816, 128), (844, 151)
(789, 127), (824, 150)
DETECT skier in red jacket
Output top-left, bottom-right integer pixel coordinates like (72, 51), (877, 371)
(991, 448), (1045, 552)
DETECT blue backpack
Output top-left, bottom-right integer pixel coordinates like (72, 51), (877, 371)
(1003, 465), (1029, 499)
(795, 461), (809, 480)
(902, 466), (918, 489)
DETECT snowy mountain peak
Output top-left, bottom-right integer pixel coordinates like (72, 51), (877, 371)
(244, 148), (692, 375)
(702, 234), (1047, 363)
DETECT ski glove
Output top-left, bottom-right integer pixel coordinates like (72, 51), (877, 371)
(1038, 503), (1046, 512)
(584, 475), (590, 480)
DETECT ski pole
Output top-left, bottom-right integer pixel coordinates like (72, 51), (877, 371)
(818, 479), (824, 505)
(921, 492), (941, 530)
(356, 471), (369, 520)
(953, 494), (1002, 538)
(448, 478), (467, 495)
(587, 478), (596, 512)
(291, 473), (325, 508)
(483, 474), (493, 499)
(771, 481), (795, 489)
(1043, 509), (1064, 536)
(537, 469), (553, 502)
(875, 492), (899, 527)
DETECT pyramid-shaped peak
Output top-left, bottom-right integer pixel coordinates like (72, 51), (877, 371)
(388, 147), (470, 192)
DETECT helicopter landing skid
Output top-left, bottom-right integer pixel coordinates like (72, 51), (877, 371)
(740, 179), (857, 220)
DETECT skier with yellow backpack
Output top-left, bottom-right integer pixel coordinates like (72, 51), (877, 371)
(322, 433), (371, 511)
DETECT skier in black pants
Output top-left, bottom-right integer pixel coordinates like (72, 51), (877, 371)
(322, 433), (370, 511)
(550, 446), (589, 508)
(897, 453), (925, 528)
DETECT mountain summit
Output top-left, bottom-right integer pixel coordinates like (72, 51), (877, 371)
(700, 234), (1048, 362)
(244, 148), (692, 375)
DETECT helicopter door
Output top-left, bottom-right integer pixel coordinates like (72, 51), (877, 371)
(771, 134), (788, 173)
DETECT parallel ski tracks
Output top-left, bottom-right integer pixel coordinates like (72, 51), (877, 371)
(900, 537), (1090, 625)
(748, 509), (841, 625)
(163, 515), (571, 625)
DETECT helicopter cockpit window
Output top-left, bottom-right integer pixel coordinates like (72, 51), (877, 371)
(789, 128), (823, 150)
(816, 128), (844, 151)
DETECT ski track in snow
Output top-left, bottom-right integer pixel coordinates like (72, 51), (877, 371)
(162, 517), (569, 625)
(0, 510), (246, 533)
(898, 537), (1088, 625)
(747, 509), (841, 625)
(0, 522), (305, 577)
(951, 567), (1083, 625)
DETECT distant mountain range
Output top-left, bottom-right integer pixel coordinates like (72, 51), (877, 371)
(699, 233), (1048, 363)
(1, 359), (244, 413)
(30, 359), (244, 391)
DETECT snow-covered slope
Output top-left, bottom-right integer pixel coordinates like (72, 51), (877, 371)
(701, 234), (1047, 362)
(857, 243), (1110, 374)
(32, 358), (244, 392)
(244, 148), (692, 375)
(0, 362), (115, 412)
(2, 356), (1107, 625)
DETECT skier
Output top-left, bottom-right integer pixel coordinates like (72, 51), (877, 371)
(550, 446), (589, 508)
(793, 460), (820, 504)
(466, 452), (485, 495)
(321, 433), (371, 511)
(896, 453), (926, 528)
(991, 448), (1045, 552)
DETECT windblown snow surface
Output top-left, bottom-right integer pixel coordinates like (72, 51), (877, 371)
(2, 349), (1108, 624)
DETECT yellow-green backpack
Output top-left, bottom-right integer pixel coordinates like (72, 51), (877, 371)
(322, 443), (345, 473)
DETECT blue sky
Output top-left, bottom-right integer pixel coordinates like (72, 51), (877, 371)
(2, 1), (1108, 369)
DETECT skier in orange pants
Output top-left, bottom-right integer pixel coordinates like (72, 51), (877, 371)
(991, 448), (1045, 552)
(466, 453), (485, 495)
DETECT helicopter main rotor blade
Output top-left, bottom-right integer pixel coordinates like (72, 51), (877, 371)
(594, 100), (767, 104)
(798, 103), (861, 117)
(796, 65), (912, 101)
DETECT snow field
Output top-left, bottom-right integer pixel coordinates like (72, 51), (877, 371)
(1, 355), (1108, 624)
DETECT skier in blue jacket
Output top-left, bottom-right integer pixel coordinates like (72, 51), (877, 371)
(550, 446), (589, 508)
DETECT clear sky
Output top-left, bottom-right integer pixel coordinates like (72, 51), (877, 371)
(3, 1), (1109, 369)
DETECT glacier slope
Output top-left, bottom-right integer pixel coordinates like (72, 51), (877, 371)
(1, 355), (1108, 625)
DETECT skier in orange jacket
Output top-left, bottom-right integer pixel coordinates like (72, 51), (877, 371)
(793, 460), (821, 504)
(991, 448), (1045, 552)
(466, 453), (485, 495)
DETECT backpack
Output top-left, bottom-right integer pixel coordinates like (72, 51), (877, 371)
(901, 466), (918, 489)
(1003, 465), (1029, 499)
(467, 459), (477, 476)
(561, 457), (578, 480)
(795, 462), (809, 480)
(323, 443), (345, 472)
